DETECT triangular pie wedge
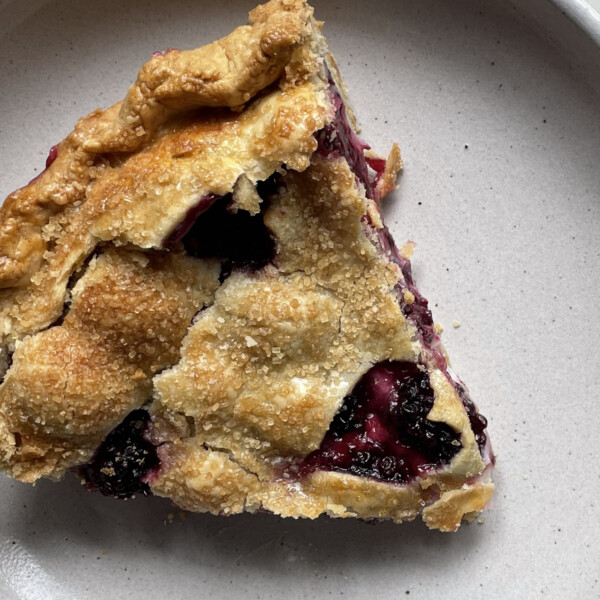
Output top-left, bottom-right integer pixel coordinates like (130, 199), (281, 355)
(0, 0), (494, 531)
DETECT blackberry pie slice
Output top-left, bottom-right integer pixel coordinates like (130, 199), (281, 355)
(0, 0), (494, 531)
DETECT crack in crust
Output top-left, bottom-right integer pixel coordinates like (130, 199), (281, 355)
(0, 0), (331, 349)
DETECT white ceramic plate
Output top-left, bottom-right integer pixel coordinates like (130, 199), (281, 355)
(1, 1), (599, 598)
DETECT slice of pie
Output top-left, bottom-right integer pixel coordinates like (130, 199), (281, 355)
(0, 0), (494, 531)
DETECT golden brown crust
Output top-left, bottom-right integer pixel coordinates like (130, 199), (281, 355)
(0, 0), (493, 529)
(374, 143), (403, 200)
(152, 438), (261, 516)
(0, 247), (219, 481)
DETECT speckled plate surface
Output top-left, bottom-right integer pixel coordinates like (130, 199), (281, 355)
(1, 1), (599, 598)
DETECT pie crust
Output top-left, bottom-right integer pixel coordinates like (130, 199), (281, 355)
(0, 0), (494, 531)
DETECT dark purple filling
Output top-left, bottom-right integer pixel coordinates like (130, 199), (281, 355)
(379, 229), (438, 347)
(178, 194), (275, 272)
(300, 361), (461, 483)
(375, 226), (490, 454)
(315, 82), (374, 198)
(455, 383), (489, 454)
(80, 409), (159, 499)
(163, 194), (219, 249)
(0, 351), (13, 386)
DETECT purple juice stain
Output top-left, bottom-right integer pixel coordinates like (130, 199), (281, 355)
(80, 409), (159, 499)
(45, 144), (58, 168)
(455, 383), (489, 454)
(315, 84), (375, 199)
(151, 47), (179, 58)
(301, 361), (462, 483)
(374, 228), (489, 452)
(27, 144), (59, 185)
(379, 229), (437, 346)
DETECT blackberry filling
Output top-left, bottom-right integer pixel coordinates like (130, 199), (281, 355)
(382, 230), (437, 347)
(163, 178), (276, 275)
(80, 409), (159, 499)
(181, 194), (275, 271)
(375, 225), (491, 453)
(383, 225), (491, 451)
(301, 361), (461, 483)
(45, 144), (58, 169)
(456, 383), (489, 454)
(316, 81), (374, 198)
